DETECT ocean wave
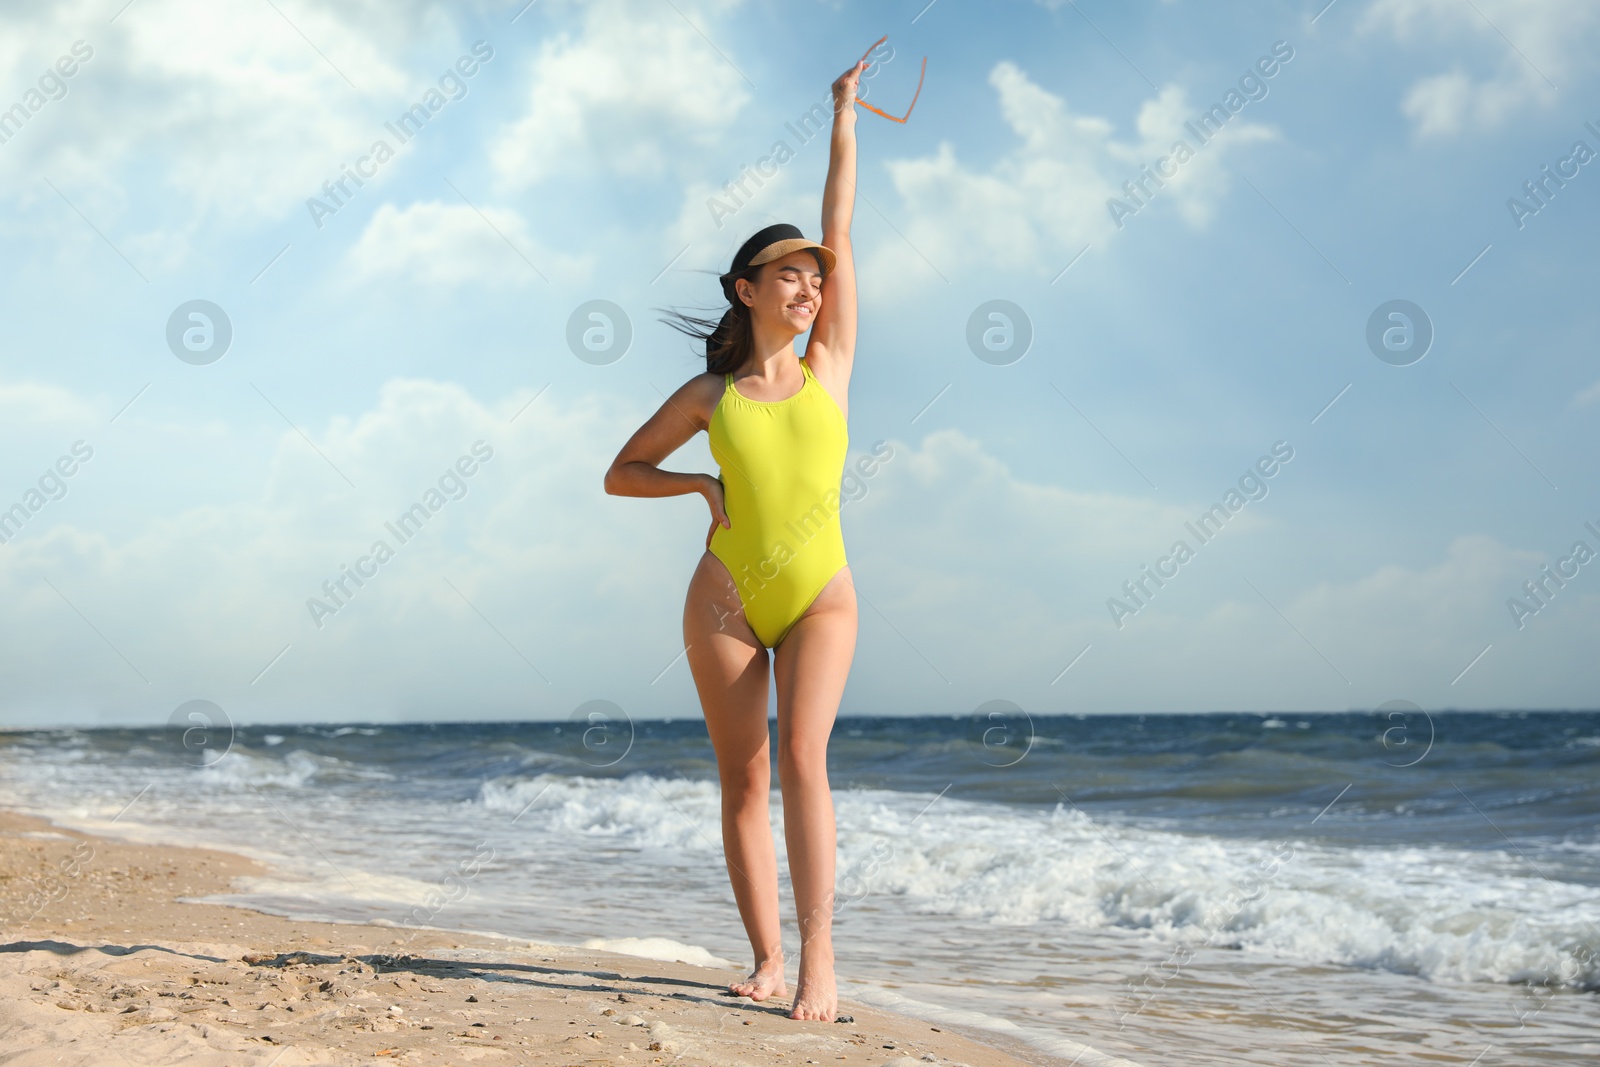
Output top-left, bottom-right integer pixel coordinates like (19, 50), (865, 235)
(476, 773), (1600, 988)
(478, 773), (724, 853)
(826, 790), (1600, 990)
(195, 747), (396, 789)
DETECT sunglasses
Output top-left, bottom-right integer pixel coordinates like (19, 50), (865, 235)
(853, 35), (926, 124)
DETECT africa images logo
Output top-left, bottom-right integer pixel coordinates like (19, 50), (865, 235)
(304, 41), (495, 230)
(306, 442), (495, 628)
(0, 40), (93, 147)
(1106, 40), (1295, 229)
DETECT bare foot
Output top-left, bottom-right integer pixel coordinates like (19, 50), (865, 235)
(729, 955), (787, 1001)
(788, 952), (837, 1021)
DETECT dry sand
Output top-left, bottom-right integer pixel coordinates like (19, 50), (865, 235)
(0, 809), (1038, 1066)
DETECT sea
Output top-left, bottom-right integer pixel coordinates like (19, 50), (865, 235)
(1, 710), (1596, 1066)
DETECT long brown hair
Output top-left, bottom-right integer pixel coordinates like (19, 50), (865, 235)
(655, 249), (826, 376)
(654, 263), (761, 377)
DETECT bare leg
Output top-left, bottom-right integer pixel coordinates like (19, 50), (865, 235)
(772, 566), (857, 1022)
(683, 551), (786, 1001)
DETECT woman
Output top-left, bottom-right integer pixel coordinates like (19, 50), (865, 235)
(603, 55), (867, 1022)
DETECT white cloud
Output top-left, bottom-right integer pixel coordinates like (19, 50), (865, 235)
(346, 200), (592, 287)
(806, 431), (1596, 714)
(1053, 533), (1555, 713)
(0, 378), (1593, 726)
(661, 170), (821, 285)
(490, 0), (750, 190)
(1571, 379), (1600, 408)
(0, 375), (702, 724)
(1397, 69), (1520, 139)
(0, 381), (100, 430)
(0, 0), (502, 242)
(860, 63), (1277, 294)
(1358, 0), (1596, 137)
(1108, 83), (1277, 229)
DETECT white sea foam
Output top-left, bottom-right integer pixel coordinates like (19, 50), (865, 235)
(831, 788), (1600, 989)
(477, 772), (1600, 989)
(579, 936), (738, 969)
(846, 984), (1148, 1067)
(479, 772), (725, 853)
(194, 746), (395, 788)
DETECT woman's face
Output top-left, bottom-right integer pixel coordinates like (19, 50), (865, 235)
(737, 250), (824, 335)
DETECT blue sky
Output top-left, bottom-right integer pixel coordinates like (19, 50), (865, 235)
(1, 0), (1596, 728)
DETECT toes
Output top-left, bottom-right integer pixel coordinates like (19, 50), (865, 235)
(788, 1002), (833, 1021)
(733, 972), (788, 1003)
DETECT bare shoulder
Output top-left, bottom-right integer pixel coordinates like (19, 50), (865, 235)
(666, 370), (726, 431)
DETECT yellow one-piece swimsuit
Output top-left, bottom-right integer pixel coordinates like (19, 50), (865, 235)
(707, 355), (850, 648)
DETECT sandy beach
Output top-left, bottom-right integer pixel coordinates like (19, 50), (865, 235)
(0, 809), (1044, 1067)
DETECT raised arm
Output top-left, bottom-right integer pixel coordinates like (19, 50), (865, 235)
(804, 56), (863, 390)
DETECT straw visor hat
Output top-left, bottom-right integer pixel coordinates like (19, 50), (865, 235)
(718, 223), (836, 304)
